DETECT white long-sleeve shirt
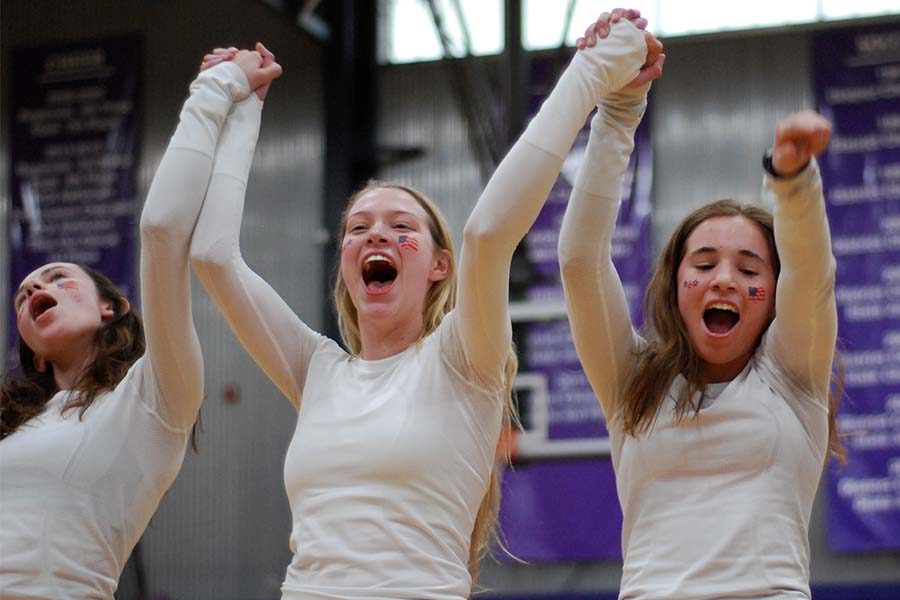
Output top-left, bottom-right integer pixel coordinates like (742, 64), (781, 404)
(559, 89), (837, 598)
(189, 23), (648, 599)
(0, 64), (246, 599)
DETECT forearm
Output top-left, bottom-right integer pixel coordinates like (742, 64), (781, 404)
(769, 159), (833, 291)
(140, 62), (250, 244)
(190, 93), (261, 283)
(465, 20), (647, 252)
(766, 159), (838, 397)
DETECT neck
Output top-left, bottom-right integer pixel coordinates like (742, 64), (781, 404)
(358, 312), (425, 361)
(49, 343), (95, 391)
(701, 353), (751, 383)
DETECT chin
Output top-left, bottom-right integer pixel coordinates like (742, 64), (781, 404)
(357, 300), (399, 319)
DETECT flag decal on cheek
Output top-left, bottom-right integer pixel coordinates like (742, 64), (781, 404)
(748, 286), (767, 301)
(398, 235), (419, 252)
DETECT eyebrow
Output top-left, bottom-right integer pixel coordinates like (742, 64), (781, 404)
(348, 209), (420, 220)
(689, 247), (766, 262)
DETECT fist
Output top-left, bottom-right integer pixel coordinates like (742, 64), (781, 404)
(772, 111), (832, 177)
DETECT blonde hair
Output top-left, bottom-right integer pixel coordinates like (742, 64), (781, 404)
(622, 199), (844, 464)
(332, 180), (518, 586)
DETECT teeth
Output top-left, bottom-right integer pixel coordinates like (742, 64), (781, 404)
(365, 255), (393, 264)
(708, 303), (738, 313)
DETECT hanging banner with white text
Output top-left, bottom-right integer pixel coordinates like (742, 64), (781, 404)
(8, 37), (142, 362)
(813, 23), (900, 553)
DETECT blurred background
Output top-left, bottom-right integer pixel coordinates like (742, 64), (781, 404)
(2, 1), (899, 598)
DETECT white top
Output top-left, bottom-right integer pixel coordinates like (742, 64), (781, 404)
(188, 22), (648, 600)
(0, 363), (191, 599)
(281, 313), (501, 599)
(0, 63), (249, 599)
(558, 83), (837, 597)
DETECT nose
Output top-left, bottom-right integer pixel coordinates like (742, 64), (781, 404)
(710, 264), (737, 292)
(365, 223), (390, 245)
(25, 281), (44, 296)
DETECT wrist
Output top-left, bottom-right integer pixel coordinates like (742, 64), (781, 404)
(194, 61), (252, 102)
(762, 148), (808, 179)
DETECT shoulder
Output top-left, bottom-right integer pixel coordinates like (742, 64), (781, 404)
(752, 342), (829, 418)
(428, 310), (508, 398)
(755, 333), (824, 402)
(309, 334), (350, 366)
(110, 356), (149, 395)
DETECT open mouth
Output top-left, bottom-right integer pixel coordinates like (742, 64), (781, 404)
(362, 254), (398, 292)
(703, 303), (739, 334)
(30, 294), (58, 320)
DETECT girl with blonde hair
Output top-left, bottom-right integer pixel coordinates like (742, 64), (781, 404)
(191, 12), (662, 599)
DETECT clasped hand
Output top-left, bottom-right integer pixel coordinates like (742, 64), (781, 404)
(576, 7), (665, 88)
(200, 42), (282, 100)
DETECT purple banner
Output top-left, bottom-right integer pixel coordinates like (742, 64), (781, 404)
(8, 37), (142, 361)
(813, 25), (900, 553)
(500, 458), (622, 562)
(500, 53), (653, 561)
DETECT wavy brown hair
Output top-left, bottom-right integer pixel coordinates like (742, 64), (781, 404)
(1, 264), (144, 439)
(333, 181), (518, 587)
(622, 199), (845, 463)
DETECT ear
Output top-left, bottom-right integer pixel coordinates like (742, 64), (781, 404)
(33, 355), (47, 373)
(428, 248), (452, 282)
(101, 297), (130, 322)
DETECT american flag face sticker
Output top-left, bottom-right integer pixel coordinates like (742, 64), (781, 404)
(398, 235), (419, 252)
(748, 286), (767, 301)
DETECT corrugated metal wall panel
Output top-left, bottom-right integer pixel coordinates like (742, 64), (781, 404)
(650, 32), (814, 255)
(378, 60), (485, 250)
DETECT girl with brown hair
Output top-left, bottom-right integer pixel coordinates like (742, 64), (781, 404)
(559, 20), (841, 595)
(190, 12), (662, 599)
(0, 49), (280, 598)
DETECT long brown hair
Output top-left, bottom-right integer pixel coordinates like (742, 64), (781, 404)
(1, 264), (144, 439)
(333, 181), (518, 586)
(622, 199), (844, 463)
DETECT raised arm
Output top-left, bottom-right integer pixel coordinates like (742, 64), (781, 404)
(138, 61), (252, 429)
(557, 80), (653, 419)
(763, 112), (837, 401)
(190, 45), (322, 410)
(456, 16), (650, 387)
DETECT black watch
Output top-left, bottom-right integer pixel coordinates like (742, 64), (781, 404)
(762, 148), (783, 178)
(763, 148), (810, 179)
